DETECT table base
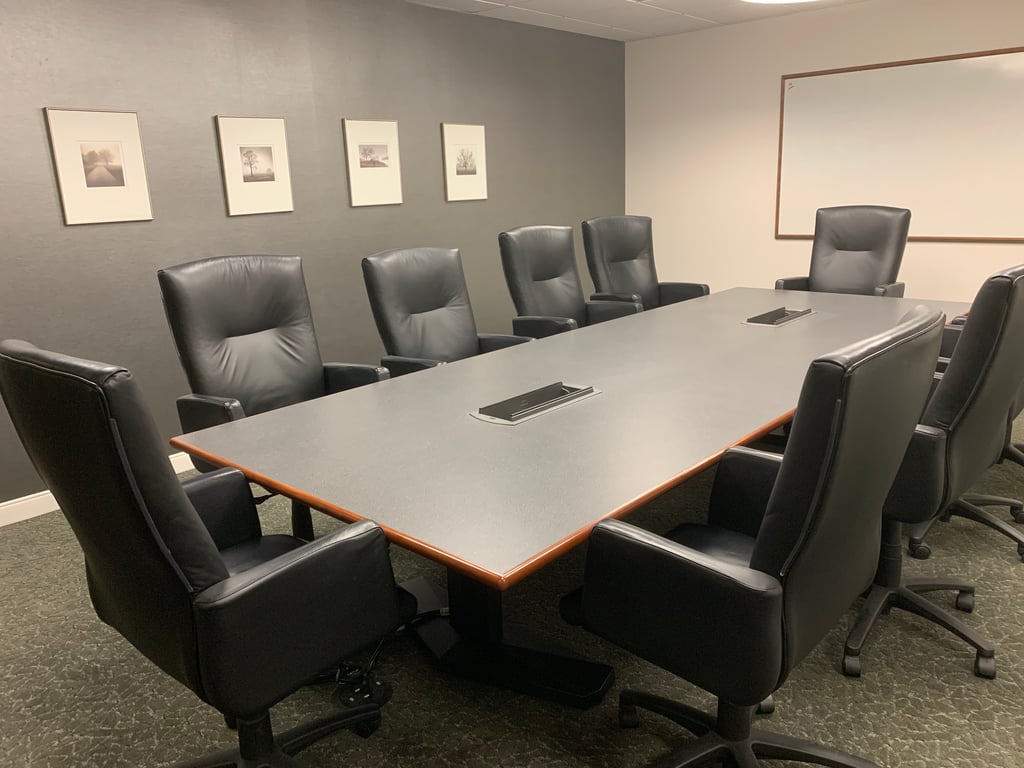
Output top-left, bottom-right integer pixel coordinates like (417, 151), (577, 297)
(402, 571), (613, 709)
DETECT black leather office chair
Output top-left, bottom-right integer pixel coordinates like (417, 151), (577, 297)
(498, 225), (641, 338)
(843, 268), (1024, 681)
(158, 254), (387, 540)
(776, 205), (911, 297)
(0, 340), (401, 768)
(581, 215), (709, 310)
(901, 266), (1024, 561)
(361, 247), (531, 374)
(576, 305), (944, 768)
(938, 320), (1024, 531)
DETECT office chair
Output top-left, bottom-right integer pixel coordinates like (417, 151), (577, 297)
(896, 266), (1024, 562)
(843, 268), (1024, 681)
(158, 254), (387, 540)
(498, 225), (641, 338)
(576, 305), (944, 768)
(361, 246), (531, 374)
(776, 205), (911, 297)
(0, 340), (402, 768)
(581, 215), (709, 310)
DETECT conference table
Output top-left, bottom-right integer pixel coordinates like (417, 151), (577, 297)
(170, 287), (968, 707)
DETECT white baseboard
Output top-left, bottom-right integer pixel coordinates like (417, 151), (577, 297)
(0, 452), (196, 529)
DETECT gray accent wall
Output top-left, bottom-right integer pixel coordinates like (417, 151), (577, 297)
(0, 0), (624, 501)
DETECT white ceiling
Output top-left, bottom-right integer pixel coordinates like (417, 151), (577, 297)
(405, 0), (869, 41)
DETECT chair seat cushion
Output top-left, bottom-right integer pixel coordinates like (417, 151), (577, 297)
(665, 524), (756, 568)
(220, 534), (307, 576)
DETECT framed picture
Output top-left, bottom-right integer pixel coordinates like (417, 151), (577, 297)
(215, 116), (294, 216)
(342, 119), (403, 207)
(44, 108), (153, 225)
(441, 123), (487, 202)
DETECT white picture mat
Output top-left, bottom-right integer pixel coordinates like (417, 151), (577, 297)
(442, 123), (487, 202)
(45, 108), (152, 225)
(777, 49), (1024, 241)
(216, 116), (294, 216)
(343, 119), (403, 207)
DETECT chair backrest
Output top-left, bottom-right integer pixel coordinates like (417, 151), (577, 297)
(158, 255), (327, 416)
(922, 265), (1024, 501)
(498, 225), (587, 326)
(361, 247), (481, 362)
(807, 205), (911, 295)
(748, 305), (943, 679)
(582, 215), (660, 310)
(0, 340), (227, 695)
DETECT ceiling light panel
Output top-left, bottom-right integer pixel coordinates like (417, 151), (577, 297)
(409, 0), (505, 11)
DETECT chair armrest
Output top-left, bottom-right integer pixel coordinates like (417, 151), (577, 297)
(775, 276), (809, 291)
(478, 333), (533, 353)
(883, 424), (948, 525)
(582, 519), (783, 707)
(177, 395), (246, 473)
(706, 447), (783, 538)
(940, 324), (962, 360)
(176, 393), (245, 433)
(874, 281), (906, 298)
(193, 520), (400, 716)
(381, 355), (444, 377)
(585, 300), (641, 325)
(658, 282), (710, 305)
(512, 316), (578, 338)
(590, 292), (642, 304)
(324, 363), (389, 393)
(181, 468), (261, 551)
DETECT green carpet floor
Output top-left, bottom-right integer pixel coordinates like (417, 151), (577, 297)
(2, 428), (1023, 767)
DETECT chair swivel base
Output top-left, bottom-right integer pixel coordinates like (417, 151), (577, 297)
(617, 693), (876, 768)
(909, 498), (1024, 562)
(842, 578), (995, 679)
(961, 493), (1024, 523)
(174, 704), (380, 768)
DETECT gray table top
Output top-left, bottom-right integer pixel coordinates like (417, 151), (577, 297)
(172, 287), (969, 589)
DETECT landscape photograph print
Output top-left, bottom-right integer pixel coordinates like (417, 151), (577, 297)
(442, 123), (487, 201)
(44, 107), (153, 225)
(359, 144), (389, 168)
(215, 116), (293, 216)
(342, 118), (403, 206)
(239, 146), (275, 182)
(80, 142), (124, 187)
(455, 146), (477, 175)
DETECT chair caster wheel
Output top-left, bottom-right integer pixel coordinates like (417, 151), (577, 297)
(755, 695), (775, 716)
(974, 654), (996, 680)
(842, 654), (862, 678)
(353, 716), (381, 739)
(1011, 506), (1024, 523)
(908, 541), (931, 560)
(1017, 543), (1024, 561)
(955, 591), (975, 613)
(619, 704), (641, 729)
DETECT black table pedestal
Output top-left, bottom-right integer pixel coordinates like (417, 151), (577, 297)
(407, 570), (614, 709)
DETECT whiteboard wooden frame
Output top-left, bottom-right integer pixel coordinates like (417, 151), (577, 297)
(775, 47), (1024, 243)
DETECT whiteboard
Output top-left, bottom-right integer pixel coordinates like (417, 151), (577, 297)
(776, 48), (1024, 242)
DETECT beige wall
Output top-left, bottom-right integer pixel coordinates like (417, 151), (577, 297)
(625, 0), (1024, 302)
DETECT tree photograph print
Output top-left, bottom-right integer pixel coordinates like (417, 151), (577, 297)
(238, 146), (275, 182)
